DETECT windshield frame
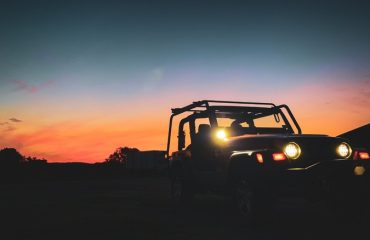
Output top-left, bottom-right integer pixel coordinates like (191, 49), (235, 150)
(166, 101), (302, 157)
(209, 106), (298, 135)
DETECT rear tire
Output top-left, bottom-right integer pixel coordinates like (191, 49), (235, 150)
(170, 175), (193, 204)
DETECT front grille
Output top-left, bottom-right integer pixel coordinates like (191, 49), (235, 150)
(288, 138), (341, 168)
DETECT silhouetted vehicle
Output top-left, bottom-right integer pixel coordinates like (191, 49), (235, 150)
(167, 100), (369, 224)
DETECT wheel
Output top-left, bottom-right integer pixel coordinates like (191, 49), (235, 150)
(324, 179), (368, 223)
(234, 179), (256, 225)
(233, 178), (273, 226)
(171, 175), (183, 202)
(170, 175), (193, 204)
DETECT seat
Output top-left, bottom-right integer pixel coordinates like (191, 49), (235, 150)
(197, 124), (211, 139)
(192, 124), (214, 170)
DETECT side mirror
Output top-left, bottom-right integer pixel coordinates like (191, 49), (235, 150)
(178, 131), (185, 150)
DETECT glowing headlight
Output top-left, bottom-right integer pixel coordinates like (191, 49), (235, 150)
(337, 142), (352, 159)
(284, 142), (301, 159)
(215, 129), (228, 141)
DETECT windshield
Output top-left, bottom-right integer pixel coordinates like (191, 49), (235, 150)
(215, 111), (292, 136)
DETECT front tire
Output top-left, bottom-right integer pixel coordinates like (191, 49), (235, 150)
(233, 178), (273, 226)
(234, 179), (255, 225)
(325, 180), (369, 222)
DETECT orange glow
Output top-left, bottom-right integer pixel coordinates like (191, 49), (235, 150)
(359, 152), (370, 160)
(1, 79), (369, 163)
(272, 152), (287, 161)
(0, 117), (167, 163)
(256, 153), (264, 163)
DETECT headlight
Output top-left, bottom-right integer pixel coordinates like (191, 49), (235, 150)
(284, 142), (301, 159)
(337, 142), (352, 159)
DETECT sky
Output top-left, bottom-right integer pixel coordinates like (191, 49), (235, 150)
(0, 0), (369, 162)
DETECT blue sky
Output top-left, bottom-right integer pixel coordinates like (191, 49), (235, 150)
(0, 0), (369, 162)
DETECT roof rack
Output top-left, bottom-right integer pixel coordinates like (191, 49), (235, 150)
(171, 100), (276, 115)
(166, 100), (301, 157)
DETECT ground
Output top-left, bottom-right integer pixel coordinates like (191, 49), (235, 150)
(0, 176), (368, 240)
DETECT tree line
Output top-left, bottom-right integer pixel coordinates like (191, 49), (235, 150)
(0, 146), (140, 167)
(0, 148), (47, 167)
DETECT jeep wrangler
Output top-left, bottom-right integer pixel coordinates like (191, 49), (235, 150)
(167, 100), (369, 223)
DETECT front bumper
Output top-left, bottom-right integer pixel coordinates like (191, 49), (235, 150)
(267, 159), (370, 198)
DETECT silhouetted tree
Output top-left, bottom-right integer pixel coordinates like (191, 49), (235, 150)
(25, 156), (47, 162)
(105, 147), (139, 166)
(0, 148), (25, 168)
(25, 156), (48, 166)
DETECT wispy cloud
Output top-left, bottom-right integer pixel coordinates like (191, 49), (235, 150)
(1, 118), (22, 132)
(0, 122), (16, 132)
(9, 118), (22, 123)
(3, 125), (16, 132)
(13, 80), (53, 94)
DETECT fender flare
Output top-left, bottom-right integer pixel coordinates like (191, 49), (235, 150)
(169, 154), (192, 180)
(226, 150), (266, 189)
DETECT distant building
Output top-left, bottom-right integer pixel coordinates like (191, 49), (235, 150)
(127, 150), (167, 170)
(338, 123), (369, 150)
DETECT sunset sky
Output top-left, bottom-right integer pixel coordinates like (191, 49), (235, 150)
(0, 0), (369, 162)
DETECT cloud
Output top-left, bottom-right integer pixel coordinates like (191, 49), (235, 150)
(3, 125), (16, 132)
(9, 118), (22, 123)
(1, 119), (22, 132)
(0, 123), (16, 132)
(13, 80), (53, 94)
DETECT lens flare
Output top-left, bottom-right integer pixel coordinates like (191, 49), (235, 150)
(215, 129), (228, 142)
(216, 130), (226, 139)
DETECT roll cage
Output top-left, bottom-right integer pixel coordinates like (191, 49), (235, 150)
(166, 100), (302, 157)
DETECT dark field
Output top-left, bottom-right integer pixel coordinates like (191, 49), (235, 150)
(0, 176), (368, 240)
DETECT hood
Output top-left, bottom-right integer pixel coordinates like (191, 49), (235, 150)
(226, 134), (350, 165)
(227, 133), (342, 148)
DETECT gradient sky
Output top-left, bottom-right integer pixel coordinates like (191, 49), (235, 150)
(0, 0), (369, 162)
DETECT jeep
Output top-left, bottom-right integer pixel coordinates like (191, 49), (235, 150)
(167, 100), (369, 223)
